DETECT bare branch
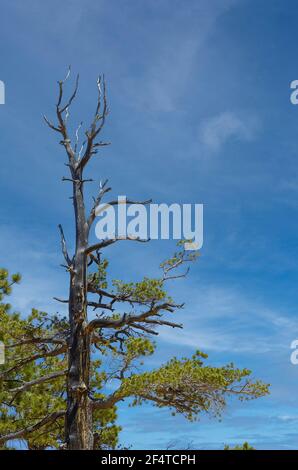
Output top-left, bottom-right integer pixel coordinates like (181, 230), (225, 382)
(143, 318), (183, 329)
(62, 66), (71, 83)
(107, 198), (152, 207)
(91, 391), (121, 410)
(89, 197), (151, 230)
(0, 411), (65, 445)
(43, 115), (60, 132)
(77, 75), (109, 171)
(87, 283), (163, 309)
(87, 301), (114, 311)
(60, 74), (79, 114)
(131, 323), (159, 336)
(7, 337), (65, 349)
(53, 297), (69, 304)
(62, 176), (93, 184)
(44, 69), (81, 169)
(163, 267), (190, 281)
(86, 235), (150, 255)
(74, 121), (83, 153)
(87, 302), (183, 333)
(87, 179), (112, 228)
(58, 224), (72, 266)
(8, 370), (67, 402)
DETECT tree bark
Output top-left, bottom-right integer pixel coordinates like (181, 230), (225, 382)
(44, 72), (110, 449)
(65, 172), (93, 449)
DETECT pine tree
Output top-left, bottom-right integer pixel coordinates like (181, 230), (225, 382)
(224, 442), (255, 450)
(0, 71), (269, 449)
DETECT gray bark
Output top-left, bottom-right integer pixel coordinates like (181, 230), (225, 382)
(65, 171), (93, 449)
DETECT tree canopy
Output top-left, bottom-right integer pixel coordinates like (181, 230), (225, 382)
(0, 263), (269, 449)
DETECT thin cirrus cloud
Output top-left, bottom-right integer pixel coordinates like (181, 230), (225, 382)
(156, 281), (298, 354)
(117, 1), (242, 113)
(199, 111), (260, 153)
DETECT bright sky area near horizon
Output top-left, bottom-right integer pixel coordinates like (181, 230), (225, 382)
(1, 0), (298, 449)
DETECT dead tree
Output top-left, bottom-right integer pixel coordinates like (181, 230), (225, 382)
(39, 69), (269, 450)
(44, 70), (181, 449)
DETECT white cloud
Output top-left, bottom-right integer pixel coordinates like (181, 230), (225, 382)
(158, 282), (298, 354)
(277, 415), (298, 422)
(199, 111), (260, 153)
(160, 327), (273, 353)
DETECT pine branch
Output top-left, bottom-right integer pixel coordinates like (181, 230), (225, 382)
(0, 411), (65, 445)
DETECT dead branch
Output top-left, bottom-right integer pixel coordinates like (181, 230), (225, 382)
(86, 235), (150, 255)
(0, 411), (65, 445)
(58, 224), (72, 266)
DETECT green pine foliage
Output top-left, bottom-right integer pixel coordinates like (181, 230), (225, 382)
(0, 253), (270, 448)
(224, 441), (255, 450)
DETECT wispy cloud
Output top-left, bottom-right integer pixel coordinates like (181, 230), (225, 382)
(199, 111), (260, 153)
(122, 38), (199, 113)
(277, 415), (298, 422)
(120, 1), (242, 113)
(158, 283), (298, 354)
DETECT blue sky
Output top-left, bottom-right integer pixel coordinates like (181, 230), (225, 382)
(1, 0), (298, 449)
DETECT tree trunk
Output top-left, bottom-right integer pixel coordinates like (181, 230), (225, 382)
(65, 176), (93, 449)
(44, 72), (110, 449)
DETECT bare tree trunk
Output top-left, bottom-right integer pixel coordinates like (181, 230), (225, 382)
(44, 72), (109, 449)
(65, 173), (93, 449)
